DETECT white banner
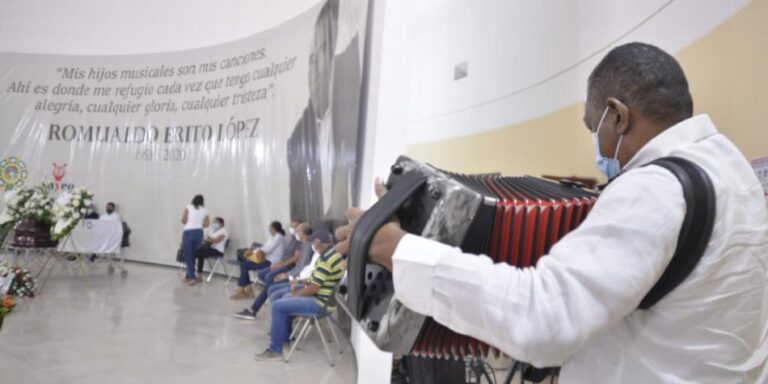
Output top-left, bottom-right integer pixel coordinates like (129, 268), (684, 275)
(0, 0), (367, 265)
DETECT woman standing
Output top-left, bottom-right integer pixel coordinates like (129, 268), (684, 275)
(230, 221), (285, 299)
(181, 195), (209, 285)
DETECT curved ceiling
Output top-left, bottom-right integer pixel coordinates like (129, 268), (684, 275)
(0, 0), (323, 55)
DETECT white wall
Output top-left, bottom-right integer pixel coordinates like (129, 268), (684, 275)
(352, 0), (415, 381)
(405, 0), (752, 144)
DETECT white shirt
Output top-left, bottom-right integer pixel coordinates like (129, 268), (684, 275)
(259, 233), (285, 264)
(99, 212), (122, 222)
(207, 227), (229, 253)
(298, 251), (321, 281)
(183, 204), (208, 230)
(392, 115), (768, 383)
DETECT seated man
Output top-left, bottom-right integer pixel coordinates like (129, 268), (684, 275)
(233, 222), (313, 320)
(194, 217), (229, 282)
(99, 202), (122, 222)
(254, 229), (343, 361)
(265, 240), (325, 307)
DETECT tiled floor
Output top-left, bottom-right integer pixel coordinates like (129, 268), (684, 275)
(0, 261), (356, 384)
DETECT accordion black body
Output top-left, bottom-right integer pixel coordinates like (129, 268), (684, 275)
(346, 156), (598, 360)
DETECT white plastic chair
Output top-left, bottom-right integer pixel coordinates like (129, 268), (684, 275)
(284, 311), (343, 366)
(203, 239), (230, 282)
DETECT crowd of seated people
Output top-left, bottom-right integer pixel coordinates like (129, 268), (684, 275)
(233, 222), (314, 319)
(223, 217), (346, 361)
(254, 228), (345, 361)
(177, 202), (347, 362)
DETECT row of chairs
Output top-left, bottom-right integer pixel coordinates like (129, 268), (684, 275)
(177, 240), (346, 366)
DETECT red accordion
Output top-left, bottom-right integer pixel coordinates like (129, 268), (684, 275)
(345, 156), (598, 360)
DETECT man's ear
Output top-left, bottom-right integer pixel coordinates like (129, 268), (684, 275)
(606, 97), (631, 136)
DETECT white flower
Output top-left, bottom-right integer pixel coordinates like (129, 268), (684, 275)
(53, 221), (66, 233)
(56, 193), (70, 205)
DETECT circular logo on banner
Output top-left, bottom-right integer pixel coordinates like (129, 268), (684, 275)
(0, 156), (29, 191)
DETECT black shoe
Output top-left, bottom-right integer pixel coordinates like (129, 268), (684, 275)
(254, 349), (283, 362)
(233, 309), (256, 320)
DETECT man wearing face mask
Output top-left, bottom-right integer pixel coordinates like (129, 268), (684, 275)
(195, 217), (229, 283)
(335, 42), (768, 382)
(255, 229), (343, 361)
(233, 223), (313, 320)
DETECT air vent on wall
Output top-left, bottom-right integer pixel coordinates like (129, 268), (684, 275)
(454, 61), (468, 80)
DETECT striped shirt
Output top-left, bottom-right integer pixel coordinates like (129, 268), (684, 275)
(310, 247), (344, 311)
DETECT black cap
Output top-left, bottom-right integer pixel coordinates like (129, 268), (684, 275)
(310, 229), (334, 244)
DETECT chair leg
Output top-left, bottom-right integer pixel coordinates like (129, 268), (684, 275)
(284, 317), (312, 363)
(325, 317), (344, 354)
(314, 318), (335, 367)
(220, 259), (230, 279)
(206, 258), (221, 282)
(225, 264), (236, 286)
(296, 320), (314, 351)
(289, 317), (307, 341)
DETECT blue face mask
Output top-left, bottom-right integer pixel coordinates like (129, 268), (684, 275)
(592, 107), (624, 179)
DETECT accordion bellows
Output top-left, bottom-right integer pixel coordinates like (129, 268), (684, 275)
(346, 156), (598, 360)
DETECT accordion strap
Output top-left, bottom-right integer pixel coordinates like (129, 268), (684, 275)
(347, 170), (429, 318)
(638, 156), (716, 309)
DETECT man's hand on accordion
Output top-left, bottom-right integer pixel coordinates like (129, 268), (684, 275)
(335, 177), (406, 272)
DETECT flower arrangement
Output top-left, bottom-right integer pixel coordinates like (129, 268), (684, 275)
(0, 183), (55, 232)
(51, 188), (94, 240)
(0, 183), (93, 242)
(0, 261), (36, 298)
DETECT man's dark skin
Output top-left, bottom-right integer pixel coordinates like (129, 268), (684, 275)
(334, 96), (678, 270)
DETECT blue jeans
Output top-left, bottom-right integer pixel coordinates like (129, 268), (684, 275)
(237, 259), (271, 287)
(256, 266), (292, 285)
(250, 267), (293, 314)
(269, 282), (304, 302)
(182, 229), (203, 279)
(269, 296), (323, 354)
